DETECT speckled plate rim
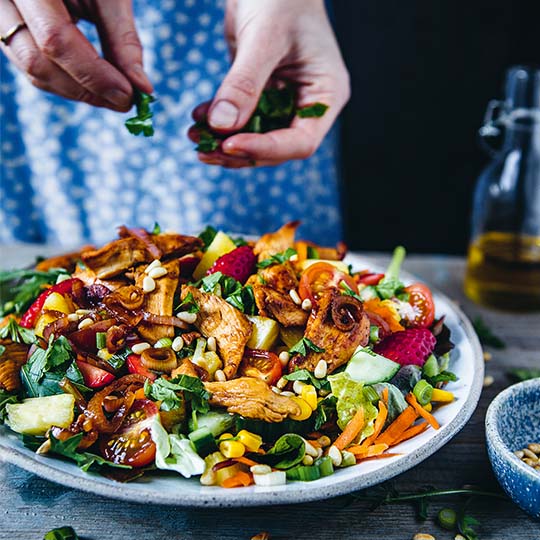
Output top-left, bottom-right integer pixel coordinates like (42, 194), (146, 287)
(485, 378), (540, 485)
(0, 254), (484, 507)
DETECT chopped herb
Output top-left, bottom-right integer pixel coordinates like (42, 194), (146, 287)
(314, 395), (337, 430)
(0, 317), (36, 344)
(257, 248), (297, 269)
(0, 268), (69, 316)
(507, 368), (540, 382)
(176, 291), (200, 314)
(125, 90), (155, 137)
(284, 368), (329, 391)
(106, 348), (131, 371)
(196, 272), (256, 314)
(232, 236), (248, 247)
(289, 337), (325, 356)
(306, 245), (319, 259)
(0, 345), (4, 357)
(145, 374), (210, 413)
(425, 370), (458, 386)
(297, 103), (329, 118)
(198, 225), (218, 251)
(0, 389), (19, 423)
(195, 125), (219, 152)
(152, 221), (161, 235)
(472, 317), (506, 349)
(44, 526), (79, 540)
(341, 281), (363, 302)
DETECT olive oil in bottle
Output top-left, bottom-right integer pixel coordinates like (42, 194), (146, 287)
(465, 232), (540, 310)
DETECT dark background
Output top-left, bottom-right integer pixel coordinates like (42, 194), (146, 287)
(334, 0), (540, 254)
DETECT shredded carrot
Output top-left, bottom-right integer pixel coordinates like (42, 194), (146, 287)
(374, 406), (417, 446)
(333, 406), (365, 450)
(348, 443), (388, 458)
(358, 400), (388, 450)
(363, 299), (404, 332)
(391, 422), (430, 446)
(406, 393), (440, 430)
(221, 471), (253, 488)
(234, 456), (260, 467)
(381, 387), (389, 405)
(133, 388), (146, 400)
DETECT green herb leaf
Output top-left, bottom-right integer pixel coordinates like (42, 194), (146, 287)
(196, 272), (256, 314)
(44, 526), (79, 540)
(425, 370), (458, 386)
(196, 128), (219, 152)
(289, 337), (325, 356)
(0, 317), (36, 344)
(198, 225), (218, 251)
(0, 268), (69, 316)
(145, 375), (210, 413)
(176, 291), (200, 314)
(125, 90), (155, 137)
(253, 433), (305, 469)
(49, 433), (130, 472)
(152, 221), (161, 235)
(297, 103), (329, 118)
(284, 368), (329, 391)
(341, 282), (364, 302)
(257, 247), (297, 269)
(106, 348), (131, 370)
(508, 368), (540, 382)
(314, 395), (337, 430)
(0, 389), (19, 423)
(472, 317), (506, 349)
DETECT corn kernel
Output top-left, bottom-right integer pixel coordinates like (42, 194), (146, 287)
(301, 385), (317, 410)
(431, 388), (454, 403)
(423, 403), (433, 412)
(237, 430), (262, 452)
(289, 397), (312, 421)
(218, 433), (234, 441)
(219, 440), (245, 459)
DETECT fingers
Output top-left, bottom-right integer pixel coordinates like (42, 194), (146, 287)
(13, 0), (133, 110)
(94, 0), (153, 93)
(192, 101), (211, 122)
(0, 0), (113, 108)
(207, 25), (286, 132)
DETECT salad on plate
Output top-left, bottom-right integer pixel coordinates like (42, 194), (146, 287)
(0, 222), (456, 488)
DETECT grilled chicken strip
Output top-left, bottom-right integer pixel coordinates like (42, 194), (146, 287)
(289, 289), (370, 375)
(204, 377), (301, 422)
(253, 285), (308, 327)
(0, 339), (30, 392)
(253, 221), (300, 262)
(81, 233), (202, 279)
(180, 285), (252, 379)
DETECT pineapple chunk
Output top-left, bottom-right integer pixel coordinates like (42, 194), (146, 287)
(297, 259), (350, 274)
(192, 351), (223, 378)
(246, 315), (279, 350)
(42, 292), (72, 314)
(34, 311), (61, 338)
(7, 393), (75, 435)
(193, 231), (236, 280)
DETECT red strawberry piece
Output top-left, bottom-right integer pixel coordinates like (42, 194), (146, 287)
(207, 245), (256, 284)
(374, 328), (436, 367)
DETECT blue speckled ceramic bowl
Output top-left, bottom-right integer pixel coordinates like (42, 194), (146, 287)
(486, 378), (540, 518)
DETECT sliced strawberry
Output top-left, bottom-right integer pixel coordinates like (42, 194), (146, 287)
(373, 328), (436, 367)
(206, 245), (256, 284)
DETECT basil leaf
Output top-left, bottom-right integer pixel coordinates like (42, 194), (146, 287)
(0, 389), (19, 423)
(198, 225), (218, 251)
(425, 370), (458, 386)
(257, 248), (297, 269)
(0, 317), (36, 344)
(196, 128), (219, 152)
(106, 348), (131, 370)
(196, 272), (256, 314)
(284, 368), (329, 391)
(254, 433), (305, 469)
(289, 337), (325, 356)
(125, 90), (155, 137)
(152, 221), (161, 235)
(314, 395), (337, 430)
(176, 291), (200, 314)
(145, 375), (210, 413)
(297, 103), (329, 118)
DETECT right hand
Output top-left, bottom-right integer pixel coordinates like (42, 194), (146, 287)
(0, 0), (152, 111)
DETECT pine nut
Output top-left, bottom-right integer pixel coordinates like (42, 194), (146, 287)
(36, 439), (51, 455)
(514, 450), (525, 459)
(316, 447), (323, 459)
(314, 359), (327, 379)
(148, 266), (168, 279)
(413, 535), (435, 540)
(131, 342), (151, 355)
(289, 289), (302, 305)
(67, 313), (79, 322)
(276, 377), (288, 390)
(483, 375), (494, 387)
(142, 275), (156, 293)
(317, 435), (331, 448)
(176, 311), (197, 324)
(251, 533), (270, 540)
(214, 369), (226, 382)
(483, 351), (492, 361)
(145, 259), (161, 274)
(172, 336), (184, 352)
(328, 445), (342, 467)
(302, 455), (314, 466)
(207, 336), (217, 352)
(250, 464), (272, 475)
(455, 535), (467, 540)
(75, 309), (91, 316)
(303, 440), (318, 457)
(528, 443), (540, 454)
(523, 458), (537, 467)
(271, 386), (282, 394)
(77, 318), (93, 330)
(301, 298), (312, 311)
(280, 391), (295, 397)
(523, 448), (538, 461)
(293, 380), (306, 395)
(278, 351), (290, 367)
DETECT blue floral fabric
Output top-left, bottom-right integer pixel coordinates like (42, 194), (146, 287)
(0, 0), (342, 247)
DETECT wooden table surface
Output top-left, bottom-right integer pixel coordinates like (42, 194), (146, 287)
(1, 246), (539, 540)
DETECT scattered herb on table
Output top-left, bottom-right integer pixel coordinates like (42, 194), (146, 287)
(125, 90), (155, 137)
(472, 317), (506, 349)
(507, 368), (540, 382)
(44, 526), (79, 540)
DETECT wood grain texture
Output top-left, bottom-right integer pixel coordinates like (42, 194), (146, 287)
(1, 247), (539, 539)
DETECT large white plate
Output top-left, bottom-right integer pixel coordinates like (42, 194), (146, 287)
(0, 253), (484, 507)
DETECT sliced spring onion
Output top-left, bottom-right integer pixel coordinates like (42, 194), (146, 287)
(95, 332), (107, 350)
(369, 325), (380, 343)
(413, 379), (433, 406)
(437, 507), (457, 530)
(286, 464), (322, 482)
(155, 337), (173, 348)
(253, 470), (287, 486)
(314, 456), (334, 477)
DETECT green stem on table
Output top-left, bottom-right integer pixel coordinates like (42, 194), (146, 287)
(352, 488), (507, 504)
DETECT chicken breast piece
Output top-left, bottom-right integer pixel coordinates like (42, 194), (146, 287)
(289, 289), (370, 375)
(204, 377), (301, 422)
(253, 284), (308, 327)
(253, 221), (300, 262)
(181, 285), (252, 379)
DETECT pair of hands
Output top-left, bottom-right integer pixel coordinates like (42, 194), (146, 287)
(0, 0), (350, 167)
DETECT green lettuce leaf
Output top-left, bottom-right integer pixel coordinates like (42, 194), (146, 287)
(328, 372), (378, 439)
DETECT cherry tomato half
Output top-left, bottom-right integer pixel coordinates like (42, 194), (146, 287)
(76, 360), (115, 389)
(240, 349), (282, 386)
(404, 283), (435, 328)
(299, 262), (359, 304)
(127, 354), (157, 381)
(99, 399), (158, 467)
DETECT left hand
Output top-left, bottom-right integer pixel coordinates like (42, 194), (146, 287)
(188, 0), (350, 168)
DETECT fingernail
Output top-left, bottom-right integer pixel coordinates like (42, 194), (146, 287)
(209, 100), (239, 129)
(131, 64), (153, 88)
(222, 140), (250, 158)
(103, 88), (131, 108)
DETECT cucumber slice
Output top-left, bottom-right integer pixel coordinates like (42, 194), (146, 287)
(345, 346), (400, 385)
(359, 286), (379, 301)
(188, 426), (218, 457)
(235, 416), (314, 441)
(188, 411), (235, 437)
(286, 464), (322, 482)
(422, 354), (439, 378)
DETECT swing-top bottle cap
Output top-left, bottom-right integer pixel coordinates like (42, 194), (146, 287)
(504, 65), (540, 111)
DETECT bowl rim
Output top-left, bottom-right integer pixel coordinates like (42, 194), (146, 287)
(485, 377), (540, 484)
